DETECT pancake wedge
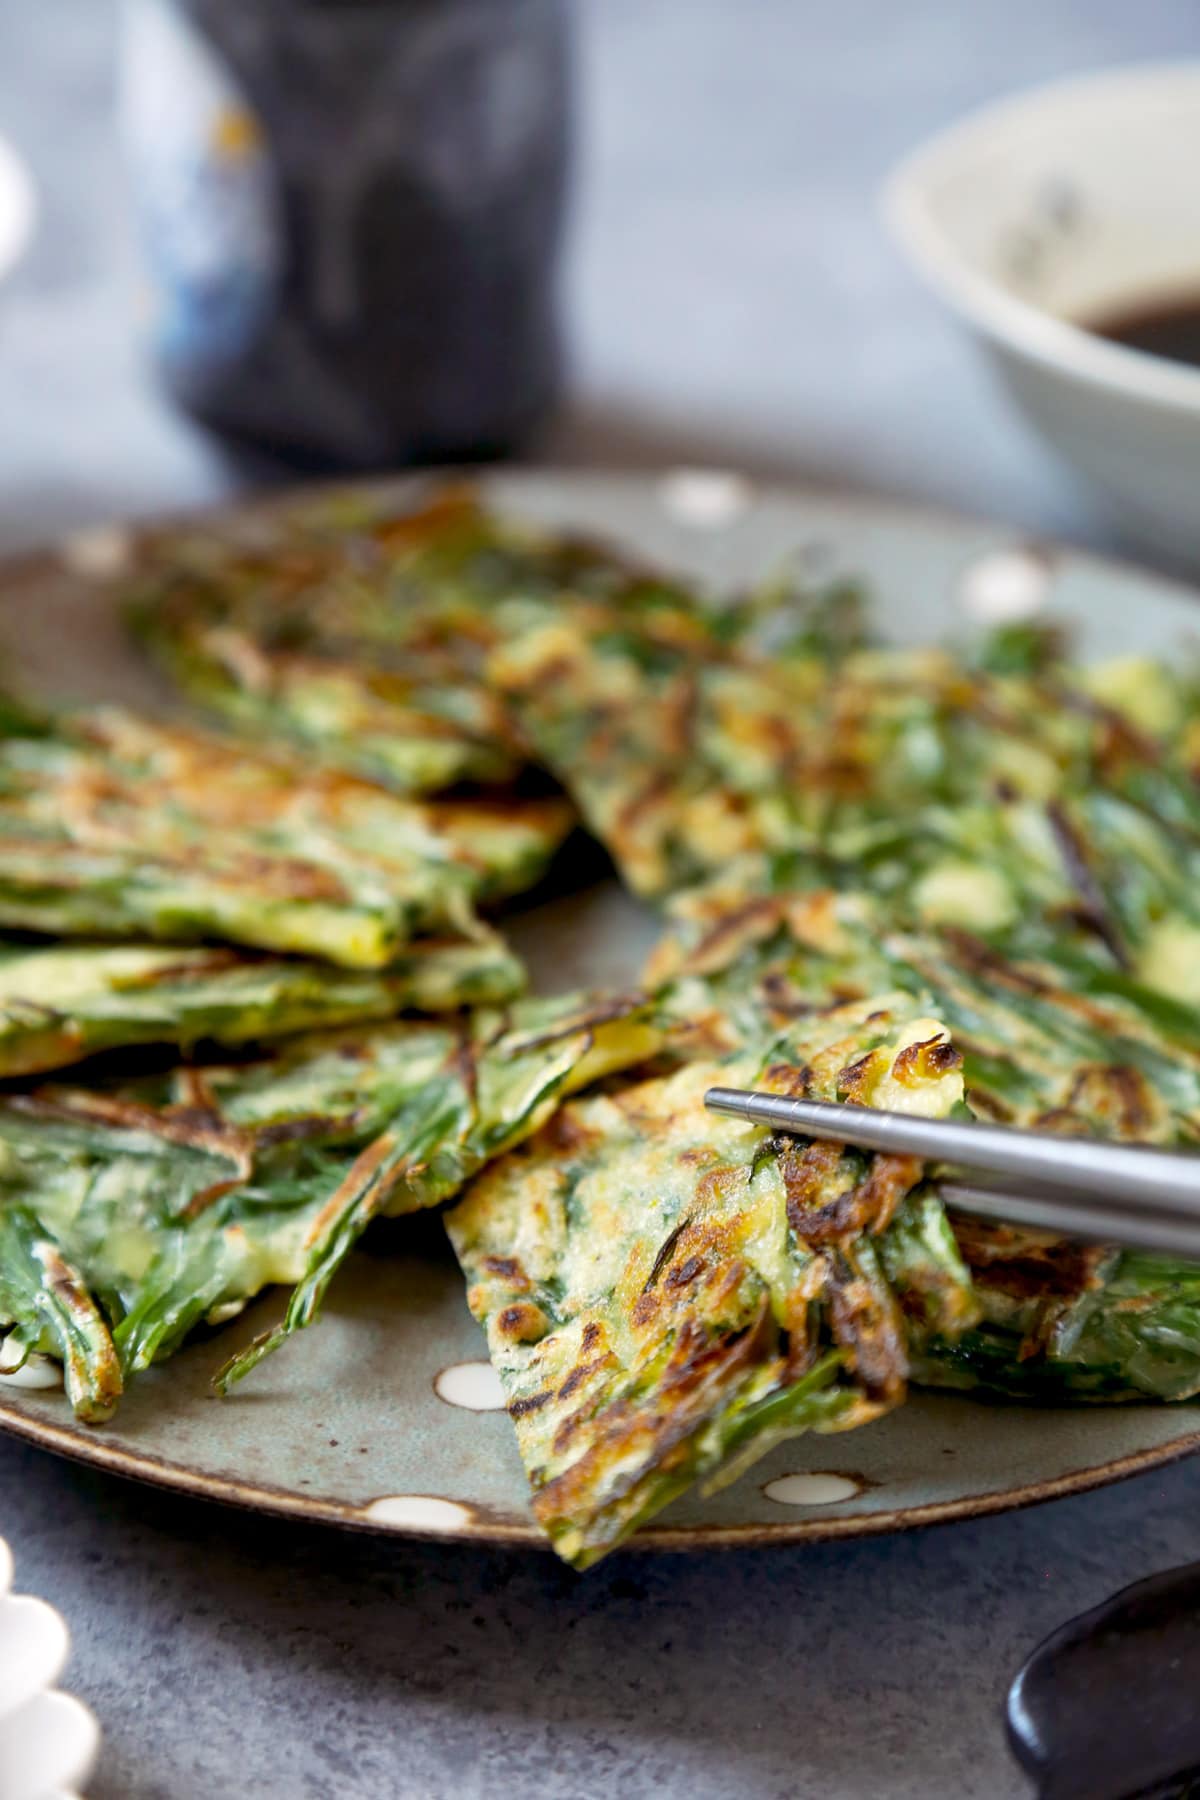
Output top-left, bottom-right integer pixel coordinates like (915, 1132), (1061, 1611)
(0, 934), (526, 1078)
(129, 488), (524, 791)
(216, 990), (666, 1388)
(489, 580), (1200, 922)
(447, 995), (974, 1567)
(0, 990), (663, 1420)
(0, 704), (542, 966)
(0, 1081), (352, 1423)
(128, 486), (652, 794)
(487, 587), (808, 897)
(650, 871), (1200, 1138)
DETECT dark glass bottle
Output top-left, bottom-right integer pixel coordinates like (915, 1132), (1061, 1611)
(119, 0), (571, 468)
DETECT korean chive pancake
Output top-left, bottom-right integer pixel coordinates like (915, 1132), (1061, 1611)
(0, 990), (664, 1421)
(447, 995), (975, 1568)
(127, 486), (655, 795)
(0, 933), (526, 1078)
(648, 876), (1200, 1403)
(0, 703), (553, 967)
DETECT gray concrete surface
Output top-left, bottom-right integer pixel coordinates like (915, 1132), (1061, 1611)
(2, 3), (1200, 1795)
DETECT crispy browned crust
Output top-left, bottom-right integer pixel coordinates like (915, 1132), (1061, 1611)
(37, 1239), (124, 1418)
(531, 1299), (774, 1534)
(780, 1140), (924, 1249)
(949, 1214), (1110, 1301)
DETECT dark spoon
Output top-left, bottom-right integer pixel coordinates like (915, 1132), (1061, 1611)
(1007, 1563), (1200, 1799)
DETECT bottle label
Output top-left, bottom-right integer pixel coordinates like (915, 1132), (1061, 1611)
(119, 0), (282, 372)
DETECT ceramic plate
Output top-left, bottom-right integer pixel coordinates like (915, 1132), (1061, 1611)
(2, 470), (1199, 1552)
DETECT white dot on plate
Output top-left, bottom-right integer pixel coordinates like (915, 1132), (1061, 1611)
(958, 549), (1050, 624)
(59, 525), (135, 579)
(0, 1353), (63, 1392)
(763, 1471), (862, 1507)
(362, 1495), (473, 1532)
(659, 468), (754, 529)
(433, 1360), (506, 1412)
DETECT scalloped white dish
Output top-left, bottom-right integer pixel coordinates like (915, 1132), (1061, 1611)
(0, 1536), (99, 1800)
(0, 131), (33, 291)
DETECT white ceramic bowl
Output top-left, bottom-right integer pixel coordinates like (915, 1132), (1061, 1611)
(0, 1537), (99, 1800)
(884, 63), (1200, 568)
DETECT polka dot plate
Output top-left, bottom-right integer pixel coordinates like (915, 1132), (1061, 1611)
(2, 471), (1199, 1551)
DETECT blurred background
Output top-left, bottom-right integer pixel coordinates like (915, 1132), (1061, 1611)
(0, 0), (1196, 556)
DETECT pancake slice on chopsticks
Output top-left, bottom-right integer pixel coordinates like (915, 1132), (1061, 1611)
(447, 994), (974, 1567)
(649, 864), (1200, 1406)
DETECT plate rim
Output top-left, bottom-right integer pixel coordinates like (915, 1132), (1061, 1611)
(4, 1388), (1200, 1553)
(19, 462), (1200, 612)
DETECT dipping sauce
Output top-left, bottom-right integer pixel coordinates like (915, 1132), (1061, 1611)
(1086, 295), (1200, 372)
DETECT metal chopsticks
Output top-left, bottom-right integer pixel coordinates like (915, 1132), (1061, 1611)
(704, 1087), (1200, 1258)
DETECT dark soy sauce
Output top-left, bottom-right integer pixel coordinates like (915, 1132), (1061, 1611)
(1087, 294), (1200, 371)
